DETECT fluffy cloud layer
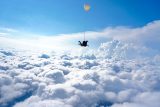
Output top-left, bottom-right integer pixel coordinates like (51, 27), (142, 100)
(0, 42), (160, 107)
(0, 20), (160, 107)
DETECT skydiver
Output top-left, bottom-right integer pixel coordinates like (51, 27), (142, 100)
(78, 41), (88, 47)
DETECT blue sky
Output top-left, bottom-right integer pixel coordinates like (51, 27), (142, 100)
(0, 0), (160, 35)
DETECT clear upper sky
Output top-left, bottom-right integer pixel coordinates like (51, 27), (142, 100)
(0, 0), (160, 35)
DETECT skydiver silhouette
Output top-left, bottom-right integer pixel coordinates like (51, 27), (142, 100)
(78, 41), (88, 47)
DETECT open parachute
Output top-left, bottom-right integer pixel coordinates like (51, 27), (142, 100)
(84, 4), (90, 12)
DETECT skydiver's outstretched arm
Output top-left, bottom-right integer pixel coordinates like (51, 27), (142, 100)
(78, 41), (82, 46)
(86, 41), (88, 46)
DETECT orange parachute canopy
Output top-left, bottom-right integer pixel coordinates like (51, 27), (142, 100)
(84, 4), (90, 11)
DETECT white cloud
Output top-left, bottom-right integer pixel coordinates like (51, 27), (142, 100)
(0, 82), (29, 106)
(14, 96), (73, 107)
(111, 92), (160, 107)
(0, 27), (19, 33)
